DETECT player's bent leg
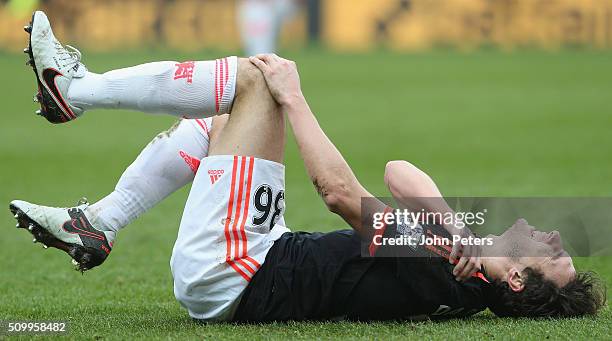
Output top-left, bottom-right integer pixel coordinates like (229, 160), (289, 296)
(170, 151), (289, 320)
(8, 116), (225, 271)
(171, 60), (289, 320)
(25, 11), (241, 123)
(66, 58), (237, 118)
(87, 117), (222, 233)
(209, 58), (285, 163)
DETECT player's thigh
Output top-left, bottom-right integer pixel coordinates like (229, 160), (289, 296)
(208, 58), (285, 164)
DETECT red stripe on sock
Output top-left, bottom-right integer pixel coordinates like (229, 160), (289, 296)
(225, 57), (229, 84)
(219, 58), (225, 110)
(202, 119), (209, 135)
(223, 57), (229, 99)
(215, 59), (220, 113)
(195, 119), (209, 136)
(219, 58), (225, 100)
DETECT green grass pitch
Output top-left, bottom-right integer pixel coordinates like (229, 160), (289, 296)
(0, 49), (610, 340)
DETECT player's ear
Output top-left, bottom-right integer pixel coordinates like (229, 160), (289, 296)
(506, 268), (525, 292)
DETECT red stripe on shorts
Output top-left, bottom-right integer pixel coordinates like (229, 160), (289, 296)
(227, 260), (251, 282)
(224, 156), (239, 262)
(241, 157), (261, 269)
(231, 157), (247, 260)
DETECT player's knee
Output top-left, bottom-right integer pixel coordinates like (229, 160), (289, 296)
(212, 114), (229, 130)
(236, 58), (266, 94)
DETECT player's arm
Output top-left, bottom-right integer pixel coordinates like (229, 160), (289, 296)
(249, 54), (385, 240)
(384, 160), (454, 220)
(384, 160), (482, 281)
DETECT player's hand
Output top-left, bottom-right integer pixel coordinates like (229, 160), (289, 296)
(249, 54), (303, 107)
(449, 227), (482, 282)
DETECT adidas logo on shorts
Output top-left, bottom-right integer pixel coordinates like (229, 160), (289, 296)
(208, 169), (224, 184)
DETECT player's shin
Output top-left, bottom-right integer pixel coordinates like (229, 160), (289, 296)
(87, 118), (212, 232)
(67, 57), (237, 118)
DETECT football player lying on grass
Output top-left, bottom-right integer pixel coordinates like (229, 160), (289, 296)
(11, 11), (605, 321)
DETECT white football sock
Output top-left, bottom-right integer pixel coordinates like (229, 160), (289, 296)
(86, 118), (212, 232)
(67, 57), (237, 118)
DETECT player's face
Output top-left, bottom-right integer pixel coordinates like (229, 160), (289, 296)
(491, 218), (576, 286)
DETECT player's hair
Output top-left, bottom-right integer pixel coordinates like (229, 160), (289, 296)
(487, 267), (606, 318)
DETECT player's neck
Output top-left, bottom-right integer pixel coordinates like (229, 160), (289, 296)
(480, 255), (513, 282)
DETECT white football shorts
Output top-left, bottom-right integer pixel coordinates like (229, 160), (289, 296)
(170, 155), (290, 320)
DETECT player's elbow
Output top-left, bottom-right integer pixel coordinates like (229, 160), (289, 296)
(322, 191), (345, 214)
(384, 160), (411, 195)
(318, 180), (352, 215)
(384, 160), (441, 200)
(384, 160), (403, 183)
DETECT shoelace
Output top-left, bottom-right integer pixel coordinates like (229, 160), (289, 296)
(54, 40), (82, 68)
